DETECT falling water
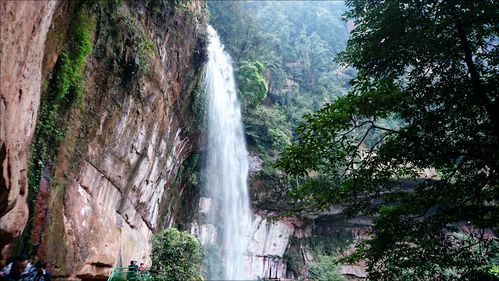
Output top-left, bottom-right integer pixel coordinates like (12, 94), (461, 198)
(204, 25), (252, 280)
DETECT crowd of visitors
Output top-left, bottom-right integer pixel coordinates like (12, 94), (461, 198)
(126, 260), (148, 280)
(127, 260), (146, 273)
(1, 255), (149, 281)
(0, 255), (51, 281)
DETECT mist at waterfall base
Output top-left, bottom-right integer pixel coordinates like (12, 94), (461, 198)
(202, 25), (253, 280)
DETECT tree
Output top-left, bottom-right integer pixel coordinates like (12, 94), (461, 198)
(277, 0), (499, 280)
(235, 60), (268, 110)
(151, 228), (203, 281)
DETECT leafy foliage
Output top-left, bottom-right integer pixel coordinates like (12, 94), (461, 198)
(245, 105), (291, 153)
(114, 13), (157, 77)
(308, 255), (343, 281)
(151, 228), (203, 281)
(277, 0), (499, 280)
(136, 36), (155, 75)
(236, 60), (267, 110)
(283, 232), (353, 280)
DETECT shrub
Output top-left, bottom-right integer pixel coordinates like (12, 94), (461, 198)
(151, 228), (203, 281)
(308, 255), (342, 281)
(236, 60), (268, 110)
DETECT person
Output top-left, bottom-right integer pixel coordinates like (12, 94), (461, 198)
(0, 255), (36, 281)
(126, 260), (137, 280)
(138, 263), (145, 272)
(128, 260), (138, 272)
(33, 260), (51, 281)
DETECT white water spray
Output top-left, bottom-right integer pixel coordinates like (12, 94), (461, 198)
(204, 25), (253, 280)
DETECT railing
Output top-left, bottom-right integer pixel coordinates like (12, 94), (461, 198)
(107, 267), (154, 281)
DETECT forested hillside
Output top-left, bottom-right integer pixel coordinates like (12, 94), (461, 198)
(211, 1), (351, 149)
(209, 1), (354, 211)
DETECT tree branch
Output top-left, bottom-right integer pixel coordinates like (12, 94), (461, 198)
(451, 8), (499, 143)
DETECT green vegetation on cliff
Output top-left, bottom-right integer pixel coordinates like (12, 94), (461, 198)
(284, 232), (352, 280)
(236, 61), (268, 110)
(308, 255), (343, 281)
(34, 5), (93, 162)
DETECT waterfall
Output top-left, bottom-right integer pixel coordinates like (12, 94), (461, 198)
(203, 25), (253, 280)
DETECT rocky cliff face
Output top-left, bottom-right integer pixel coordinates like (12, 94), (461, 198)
(244, 214), (302, 279)
(0, 0), (60, 261)
(244, 155), (371, 280)
(1, 0), (207, 279)
(244, 213), (369, 280)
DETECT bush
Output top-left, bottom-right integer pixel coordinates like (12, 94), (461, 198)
(151, 228), (203, 281)
(236, 60), (268, 110)
(308, 255), (342, 281)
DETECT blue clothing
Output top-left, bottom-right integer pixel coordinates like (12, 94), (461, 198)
(34, 269), (51, 281)
(0, 262), (36, 281)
